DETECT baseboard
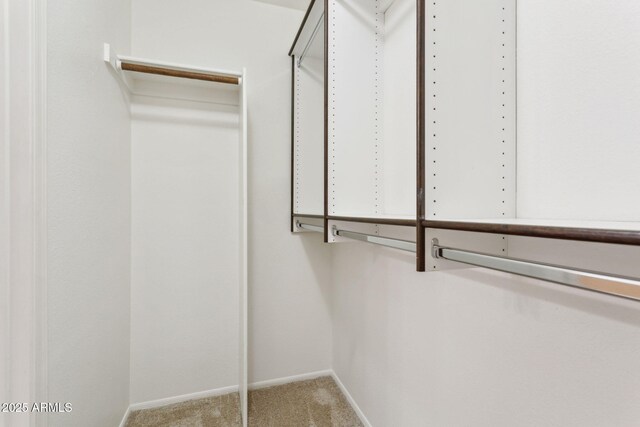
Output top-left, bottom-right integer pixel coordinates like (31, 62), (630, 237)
(128, 384), (239, 412)
(248, 369), (333, 390)
(119, 369), (370, 427)
(331, 371), (373, 427)
(118, 406), (131, 427)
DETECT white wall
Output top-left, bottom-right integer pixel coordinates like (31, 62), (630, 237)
(131, 0), (333, 394)
(332, 242), (640, 427)
(46, 0), (131, 426)
(130, 95), (241, 402)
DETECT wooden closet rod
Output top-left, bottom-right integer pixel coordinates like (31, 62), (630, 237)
(120, 61), (240, 85)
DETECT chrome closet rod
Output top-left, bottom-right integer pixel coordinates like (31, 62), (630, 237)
(296, 221), (324, 233)
(431, 239), (640, 302)
(297, 222), (415, 253)
(334, 228), (417, 253)
(297, 12), (324, 67)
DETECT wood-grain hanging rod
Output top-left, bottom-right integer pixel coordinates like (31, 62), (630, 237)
(120, 61), (240, 85)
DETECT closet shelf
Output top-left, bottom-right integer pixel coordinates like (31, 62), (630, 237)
(293, 213), (415, 227)
(292, 213), (324, 219)
(424, 219), (640, 246)
(289, 0), (322, 56)
(328, 215), (416, 227)
(103, 43), (243, 102)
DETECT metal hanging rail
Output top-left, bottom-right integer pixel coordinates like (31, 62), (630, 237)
(431, 239), (640, 302)
(297, 12), (324, 67)
(334, 227), (417, 253)
(297, 222), (416, 253)
(297, 221), (324, 233)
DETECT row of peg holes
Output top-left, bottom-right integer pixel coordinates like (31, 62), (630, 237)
(295, 68), (301, 212)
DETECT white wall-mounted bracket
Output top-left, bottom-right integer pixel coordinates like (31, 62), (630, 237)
(103, 43), (134, 93)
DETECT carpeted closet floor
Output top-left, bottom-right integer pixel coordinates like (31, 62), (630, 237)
(125, 376), (363, 427)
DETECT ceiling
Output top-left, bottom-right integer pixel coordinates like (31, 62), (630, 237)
(252, 0), (311, 11)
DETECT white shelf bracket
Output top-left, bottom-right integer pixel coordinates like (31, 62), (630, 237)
(103, 43), (133, 93)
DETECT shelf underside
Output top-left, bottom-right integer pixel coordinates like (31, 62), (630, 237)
(293, 213), (416, 227)
(423, 218), (640, 245)
(329, 215), (415, 227)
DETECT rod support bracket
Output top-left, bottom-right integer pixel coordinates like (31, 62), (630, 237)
(431, 238), (441, 259)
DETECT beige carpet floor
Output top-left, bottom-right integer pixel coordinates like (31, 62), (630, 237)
(125, 392), (241, 427)
(126, 376), (363, 427)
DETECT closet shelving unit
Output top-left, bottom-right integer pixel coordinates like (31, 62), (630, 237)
(290, 0), (420, 255)
(105, 44), (250, 427)
(289, 0), (325, 233)
(415, 0), (640, 300)
(291, 1), (640, 302)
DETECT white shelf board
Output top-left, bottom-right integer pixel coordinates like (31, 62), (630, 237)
(289, 0), (324, 57)
(329, 213), (416, 221)
(430, 218), (640, 232)
(116, 54), (242, 79)
(104, 43), (242, 104)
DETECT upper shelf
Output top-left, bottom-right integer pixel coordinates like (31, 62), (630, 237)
(289, 0), (323, 57)
(328, 215), (416, 227)
(103, 43), (244, 103)
(424, 218), (640, 246)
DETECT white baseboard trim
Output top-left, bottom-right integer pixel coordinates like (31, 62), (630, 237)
(248, 369), (333, 390)
(118, 406), (131, 427)
(331, 371), (373, 427)
(129, 384), (239, 412)
(119, 370), (371, 427)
